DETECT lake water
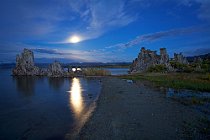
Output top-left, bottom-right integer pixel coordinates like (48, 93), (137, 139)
(0, 68), (101, 140)
(105, 68), (129, 75)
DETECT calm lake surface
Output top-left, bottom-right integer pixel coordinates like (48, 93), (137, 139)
(0, 68), (101, 140)
(105, 68), (129, 75)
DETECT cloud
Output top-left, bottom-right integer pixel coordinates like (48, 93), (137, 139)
(180, 0), (210, 20)
(66, 0), (138, 42)
(34, 47), (133, 62)
(32, 48), (94, 62)
(107, 26), (207, 49)
(32, 48), (73, 55)
(0, 0), (138, 43)
(184, 47), (210, 56)
(1, 0), (209, 44)
(0, 41), (129, 62)
(32, 47), (117, 62)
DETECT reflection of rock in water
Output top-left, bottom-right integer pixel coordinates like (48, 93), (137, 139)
(48, 78), (64, 91)
(14, 77), (37, 96)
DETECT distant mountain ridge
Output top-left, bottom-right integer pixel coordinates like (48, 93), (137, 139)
(187, 53), (210, 62)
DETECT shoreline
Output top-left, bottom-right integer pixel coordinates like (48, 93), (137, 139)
(76, 77), (208, 140)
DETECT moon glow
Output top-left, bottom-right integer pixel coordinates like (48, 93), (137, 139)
(69, 36), (80, 43)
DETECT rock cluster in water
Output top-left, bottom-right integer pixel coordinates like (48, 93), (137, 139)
(12, 49), (72, 77)
(130, 47), (189, 73)
(47, 61), (67, 77)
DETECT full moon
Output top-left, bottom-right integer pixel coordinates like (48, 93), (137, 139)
(69, 36), (80, 43)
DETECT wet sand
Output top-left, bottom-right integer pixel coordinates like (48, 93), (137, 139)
(76, 77), (203, 140)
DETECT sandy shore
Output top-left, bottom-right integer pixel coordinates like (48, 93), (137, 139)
(76, 77), (204, 140)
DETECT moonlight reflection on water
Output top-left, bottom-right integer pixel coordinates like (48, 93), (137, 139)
(69, 78), (84, 118)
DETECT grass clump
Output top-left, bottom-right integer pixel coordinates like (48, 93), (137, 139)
(119, 73), (210, 92)
(82, 68), (111, 76)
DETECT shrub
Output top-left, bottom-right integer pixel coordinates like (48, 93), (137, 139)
(147, 64), (167, 72)
(201, 64), (210, 72)
(183, 65), (194, 73)
(170, 61), (203, 73)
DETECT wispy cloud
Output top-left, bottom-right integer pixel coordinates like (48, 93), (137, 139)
(32, 47), (118, 62)
(180, 0), (210, 20)
(32, 48), (93, 62)
(32, 48), (73, 55)
(1, 0), (209, 43)
(184, 47), (210, 56)
(107, 26), (207, 49)
(66, 0), (138, 42)
(0, 41), (129, 62)
(0, 0), (138, 43)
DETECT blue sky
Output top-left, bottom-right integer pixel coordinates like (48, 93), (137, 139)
(0, 0), (210, 63)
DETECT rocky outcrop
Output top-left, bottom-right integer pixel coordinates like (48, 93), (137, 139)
(47, 61), (65, 77)
(130, 47), (198, 73)
(13, 49), (40, 75)
(130, 47), (156, 72)
(174, 53), (188, 64)
(160, 48), (169, 64)
(193, 57), (203, 72)
(12, 49), (72, 77)
(193, 57), (203, 64)
(130, 47), (172, 73)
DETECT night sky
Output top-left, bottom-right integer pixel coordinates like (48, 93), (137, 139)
(0, 0), (210, 63)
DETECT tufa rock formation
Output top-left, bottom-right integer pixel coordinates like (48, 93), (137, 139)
(160, 48), (169, 64)
(193, 57), (203, 72)
(130, 47), (192, 73)
(13, 49), (40, 75)
(12, 49), (71, 77)
(193, 57), (203, 64)
(130, 47), (172, 72)
(47, 61), (65, 77)
(174, 53), (188, 64)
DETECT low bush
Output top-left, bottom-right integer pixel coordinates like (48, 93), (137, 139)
(147, 64), (167, 72)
